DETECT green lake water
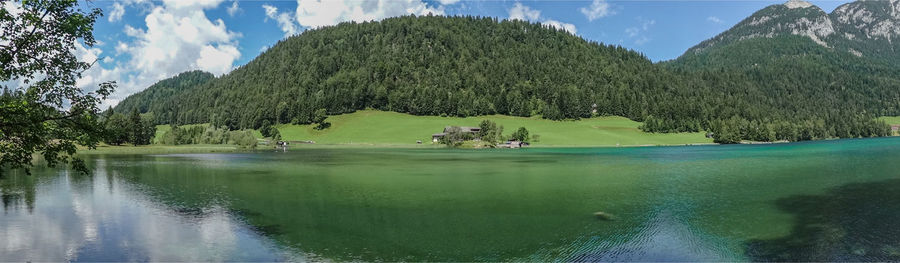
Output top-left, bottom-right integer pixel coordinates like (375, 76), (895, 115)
(3, 137), (900, 261)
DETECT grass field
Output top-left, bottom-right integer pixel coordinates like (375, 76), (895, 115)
(879, 116), (900, 125)
(881, 116), (900, 136)
(275, 110), (712, 147)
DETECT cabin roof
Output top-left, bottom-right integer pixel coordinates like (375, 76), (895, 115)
(443, 126), (481, 133)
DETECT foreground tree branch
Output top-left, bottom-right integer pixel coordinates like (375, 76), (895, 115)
(0, 0), (115, 175)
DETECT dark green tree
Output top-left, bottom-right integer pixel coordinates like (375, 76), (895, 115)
(313, 108), (330, 130)
(139, 112), (157, 144)
(511, 127), (530, 143)
(477, 119), (503, 146)
(0, 0), (114, 174)
(128, 109), (143, 146)
(103, 113), (129, 146)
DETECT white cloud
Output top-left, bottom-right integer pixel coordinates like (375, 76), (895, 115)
(626, 17), (655, 45)
(508, 2), (540, 21)
(109, 2), (125, 22)
(635, 36), (650, 45)
(115, 41), (130, 54)
(507, 2), (576, 34)
(123, 25), (144, 37)
(580, 0), (612, 21)
(707, 16), (723, 24)
(542, 20), (577, 34)
(227, 1), (241, 17)
(642, 19), (655, 30)
(437, 0), (461, 5)
(159, 0), (224, 11)
(96, 1), (241, 106)
(263, 4), (299, 37)
(294, 0), (444, 28)
(197, 45), (240, 74)
(72, 41), (127, 109)
(127, 3), (240, 76)
(262, 0), (445, 36)
(625, 27), (639, 37)
(1, 1), (22, 16)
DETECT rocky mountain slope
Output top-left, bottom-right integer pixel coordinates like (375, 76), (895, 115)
(683, 0), (900, 64)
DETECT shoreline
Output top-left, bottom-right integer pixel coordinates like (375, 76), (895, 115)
(77, 141), (721, 155)
(75, 136), (900, 155)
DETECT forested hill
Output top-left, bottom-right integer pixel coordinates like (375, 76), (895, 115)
(663, 0), (900, 141)
(116, 15), (897, 143)
(119, 15), (685, 127)
(115, 70), (215, 120)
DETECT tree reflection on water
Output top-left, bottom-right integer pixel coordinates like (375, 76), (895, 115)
(746, 179), (900, 261)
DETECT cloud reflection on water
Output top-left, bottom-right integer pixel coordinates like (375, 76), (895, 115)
(0, 161), (303, 262)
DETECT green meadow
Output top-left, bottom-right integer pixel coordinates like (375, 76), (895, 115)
(880, 116), (900, 136)
(274, 110), (712, 147)
(879, 116), (900, 125)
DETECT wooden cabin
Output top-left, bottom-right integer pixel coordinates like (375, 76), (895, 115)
(432, 126), (481, 142)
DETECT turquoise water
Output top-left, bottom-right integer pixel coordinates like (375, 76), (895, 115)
(2, 137), (900, 261)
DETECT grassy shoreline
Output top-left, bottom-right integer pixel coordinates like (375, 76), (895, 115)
(76, 141), (724, 155)
(77, 144), (243, 155)
(77, 112), (900, 155)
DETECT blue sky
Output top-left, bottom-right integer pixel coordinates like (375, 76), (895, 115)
(63, 0), (854, 105)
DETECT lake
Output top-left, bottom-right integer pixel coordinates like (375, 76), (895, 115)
(3, 138), (900, 261)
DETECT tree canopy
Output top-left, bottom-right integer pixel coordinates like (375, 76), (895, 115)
(1, 0), (114, 174)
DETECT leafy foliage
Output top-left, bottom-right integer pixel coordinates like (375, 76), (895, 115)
(158, 125), (257, 149)
(0, 0), (114, 174)
(477, 120), (503, 146)
(312, 108), (330, 130)
(511, 127), (530, 143)
(100, 109), (155, 146)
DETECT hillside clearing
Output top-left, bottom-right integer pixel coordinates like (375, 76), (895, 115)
(275, 110), (712, 147)
(881, 116), (900, 136)
(879, 116), (900, 125)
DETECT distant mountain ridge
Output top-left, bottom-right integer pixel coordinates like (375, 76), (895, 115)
(684, 0), (900, 64)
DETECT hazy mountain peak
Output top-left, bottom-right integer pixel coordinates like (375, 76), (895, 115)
(684, 0), (900, 64)
(686, 1), (833, 54)
(784, 0), (814, 9)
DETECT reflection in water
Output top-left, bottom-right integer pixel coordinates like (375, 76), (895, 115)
(0, 162), (303, 262)
(1, 137), (900, 261)
(746, 179), (900, 261)
(0, 173), (35, 214)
